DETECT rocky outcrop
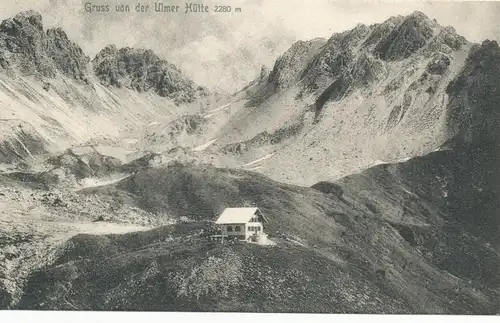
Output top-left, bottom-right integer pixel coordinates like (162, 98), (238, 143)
(0, 11), (50, 75)
(44, 146), (123, 180)
(142, 115), (207, 150)
(92, 45), (208, 104)
(220, 121), (303, 155)
(259, 65), (269, 81)
(426, 53), (451, 75)
(0, 10), (89, 80)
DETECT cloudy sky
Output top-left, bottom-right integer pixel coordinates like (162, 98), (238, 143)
(1, 0), (500, 92)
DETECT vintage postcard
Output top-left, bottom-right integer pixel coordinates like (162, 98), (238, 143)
(0, 0), (499, 316)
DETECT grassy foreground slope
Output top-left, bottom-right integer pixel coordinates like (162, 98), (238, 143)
(16, 164), (500, 313)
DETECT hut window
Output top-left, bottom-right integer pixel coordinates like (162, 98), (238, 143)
(235, 226), (241, 232)
(227, 226), (233, 232)
(248, 226), (252, 232)
(257, 226), (261, 231)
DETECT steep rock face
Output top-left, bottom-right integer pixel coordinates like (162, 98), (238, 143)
(0, 10), (89, 80)
(363, 16), (404, 48)
(245, 38), (326, 106)
(92, 45), (208, 104)
(44, 28), (89, 82)
(0, 11), (50, 75)
(268, 38), (327, 90)
(435, 40), (500, 251)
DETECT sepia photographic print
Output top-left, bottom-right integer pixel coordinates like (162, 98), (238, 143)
(0, 0), (499, 317)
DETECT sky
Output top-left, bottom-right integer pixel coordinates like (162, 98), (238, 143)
(1, 0), (500, 92)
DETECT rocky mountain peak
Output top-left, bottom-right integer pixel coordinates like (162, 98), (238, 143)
(8, 10), (43, 32)
(257, 10), (470, 104)
(374, 10), (437, 61)
(407, 10), (431, 21)
(0, 10), (89, 80)
(92, 45), (208, 104)
(0, 10), (45, 57)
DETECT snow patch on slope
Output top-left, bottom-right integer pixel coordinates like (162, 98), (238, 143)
(192, 138), (218, 151)
(242, 153), (274, 167)
(77, 173), (132, 190)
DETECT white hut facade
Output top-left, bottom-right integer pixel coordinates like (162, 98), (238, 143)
(215, 207), (268, 242)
